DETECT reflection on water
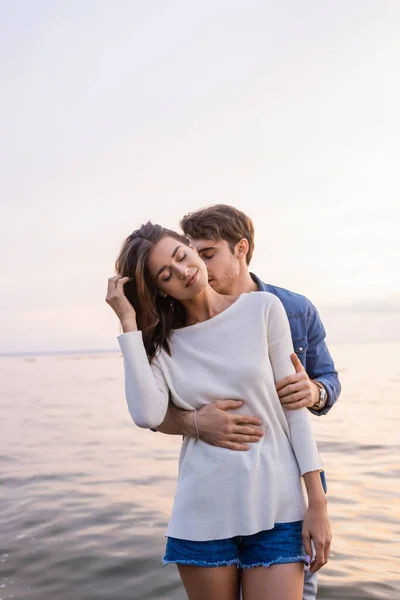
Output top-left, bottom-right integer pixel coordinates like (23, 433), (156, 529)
(0, 344), (399, 599)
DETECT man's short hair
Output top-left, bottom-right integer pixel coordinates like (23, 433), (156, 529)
(180, 204), (255, 265)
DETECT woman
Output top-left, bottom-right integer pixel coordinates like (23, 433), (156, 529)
(106, 222), (331, 600)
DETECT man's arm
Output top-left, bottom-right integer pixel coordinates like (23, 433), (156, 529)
(153, 399), (264, 451)
(276, 304), (341, 416)
(154, 400), (195, 436)
(305, 304), (341, 416)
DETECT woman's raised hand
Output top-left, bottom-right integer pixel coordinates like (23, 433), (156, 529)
(106, 275), (138, 332)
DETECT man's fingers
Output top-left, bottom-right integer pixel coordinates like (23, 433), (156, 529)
(282, 400), (309, 410)
(277, 381), (307, 398)
(219, 442), (250, 451)
(232, 426), (264, 437)
(214, 399), (244, 411)
(279, 391), (306, 404)
(291, 352), (305, 374)
(275, 374), (299, 391)
(234, 416), (263, 427)
(229, 434), (263, 444)
(213, 400), (263, 425)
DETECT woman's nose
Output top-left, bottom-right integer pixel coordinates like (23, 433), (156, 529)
(179, 267), (189, 279)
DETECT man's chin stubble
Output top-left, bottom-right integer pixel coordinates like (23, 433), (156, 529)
(210, 283), (231, 295)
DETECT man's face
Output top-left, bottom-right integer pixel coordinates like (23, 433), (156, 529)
(189, 238), (240, 295)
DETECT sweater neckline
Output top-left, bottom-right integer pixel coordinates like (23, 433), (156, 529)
(172, 293), (247, 334)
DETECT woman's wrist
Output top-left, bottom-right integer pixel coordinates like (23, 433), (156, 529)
(307, 495), (328, 509)
(303, 470), (327, 508)
(121, 316), (138, 332)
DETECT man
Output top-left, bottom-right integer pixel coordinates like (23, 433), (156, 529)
(153, 204), (341, 600)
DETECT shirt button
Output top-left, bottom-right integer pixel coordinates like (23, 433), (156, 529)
(298, 347), (303, 352)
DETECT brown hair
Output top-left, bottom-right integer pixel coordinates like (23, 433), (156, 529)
(115, 222), (190, 360)
(180, 204), (255, 264)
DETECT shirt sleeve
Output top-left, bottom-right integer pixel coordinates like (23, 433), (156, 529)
(306, 303), (341, 416)
(266, 295), (323, 476)
(118, 331), (170, 429)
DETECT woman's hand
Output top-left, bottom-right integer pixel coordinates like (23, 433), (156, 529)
(106, 275), (137, 332)
(302, 501), (332, 572)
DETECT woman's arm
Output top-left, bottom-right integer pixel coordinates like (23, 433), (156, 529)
(266, 294), (331, 571)
(267, 295), (323, 476)
(118, 330), (170, 429)
(302, 471), (331, 572)
(106, 275), (170, 429)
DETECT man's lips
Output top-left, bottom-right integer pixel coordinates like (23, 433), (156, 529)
(186, 270), (199, 287)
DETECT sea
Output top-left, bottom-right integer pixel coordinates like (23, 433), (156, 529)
(1, 343), (399, 599)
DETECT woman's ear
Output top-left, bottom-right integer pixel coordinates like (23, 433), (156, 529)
(158, 290), (168, 298)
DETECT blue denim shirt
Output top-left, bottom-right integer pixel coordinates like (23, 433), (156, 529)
(251, 274), (341, 416)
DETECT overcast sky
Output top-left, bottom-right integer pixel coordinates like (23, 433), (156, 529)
(1, 1), (399, 352)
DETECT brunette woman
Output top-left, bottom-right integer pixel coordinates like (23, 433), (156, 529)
(106, 223), (331, 600)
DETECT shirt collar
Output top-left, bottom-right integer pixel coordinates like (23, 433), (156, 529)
(250, 272), (269, 292)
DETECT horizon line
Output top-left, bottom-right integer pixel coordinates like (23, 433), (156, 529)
(1, 339), (399, 358)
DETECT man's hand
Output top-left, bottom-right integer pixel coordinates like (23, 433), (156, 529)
(276, 353), (320, 410)
(196, 400), (264, 450)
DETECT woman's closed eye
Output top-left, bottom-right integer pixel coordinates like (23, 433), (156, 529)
(162, 254), (187, 281)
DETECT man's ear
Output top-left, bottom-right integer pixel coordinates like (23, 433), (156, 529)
(236, 238), (249, 260)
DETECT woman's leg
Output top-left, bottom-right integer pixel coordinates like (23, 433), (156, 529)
(241, 562), (304, 600)
(177, 564), (240, 600)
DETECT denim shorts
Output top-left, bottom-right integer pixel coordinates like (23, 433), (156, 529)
(163, 521), (309, 569)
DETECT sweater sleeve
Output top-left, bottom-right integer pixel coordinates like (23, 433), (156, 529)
(266, 294), (323, 476)
(118, 331), (170, 429)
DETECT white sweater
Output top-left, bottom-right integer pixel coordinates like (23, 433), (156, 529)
(118, 292), (323, 541)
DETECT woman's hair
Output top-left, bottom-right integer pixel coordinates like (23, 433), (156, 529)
(115, 222), (190, 361)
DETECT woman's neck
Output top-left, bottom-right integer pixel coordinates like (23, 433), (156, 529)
(181, 285), (237, 326)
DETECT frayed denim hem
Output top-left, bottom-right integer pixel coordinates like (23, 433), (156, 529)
(240, 555), (309, 570)
(162, 558), (241, 569)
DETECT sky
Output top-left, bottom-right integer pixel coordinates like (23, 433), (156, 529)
(1, 0), (400, 353)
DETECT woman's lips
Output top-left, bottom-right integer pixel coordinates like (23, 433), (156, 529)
(186, 270), (199, 287)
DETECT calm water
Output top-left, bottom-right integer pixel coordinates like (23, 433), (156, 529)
(1, 343), (399, 599)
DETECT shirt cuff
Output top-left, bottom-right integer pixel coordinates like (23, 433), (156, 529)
(308, 380), (332, 416)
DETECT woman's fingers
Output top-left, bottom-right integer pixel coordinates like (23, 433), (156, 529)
(326, 537), (332, 560)
(106, 275), (136, 325)
(302, 531), (312, 567)
(312, 540), (326, 572)
(106, 275), (130, 302)
(307, 534), (331, 572)
(107, 274), (129, 293)
(106, 275), (121, 298)
(117, 276), (131, 287)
